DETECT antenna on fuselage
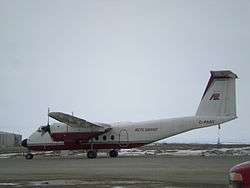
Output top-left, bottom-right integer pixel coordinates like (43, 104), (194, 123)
(47, 107), (50, 126)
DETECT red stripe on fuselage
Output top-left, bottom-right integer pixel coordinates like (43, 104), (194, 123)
(51, 132), (103, 142)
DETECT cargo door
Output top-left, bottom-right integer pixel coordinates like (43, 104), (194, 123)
(119, 129), (129, 147)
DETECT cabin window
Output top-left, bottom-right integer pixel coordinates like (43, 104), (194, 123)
(95, 136), (99, 141)
(111, 135), (115, 140)
(103, 135), (107, 141)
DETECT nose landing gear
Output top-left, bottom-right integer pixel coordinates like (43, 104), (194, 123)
(25, 153), (34, 160)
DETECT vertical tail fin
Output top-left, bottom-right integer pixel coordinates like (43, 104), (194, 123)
(196, 70), (238, 118)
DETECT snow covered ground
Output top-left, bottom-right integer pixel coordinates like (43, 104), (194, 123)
(1, 145), (250, 159)
(119, 146), (250, 157)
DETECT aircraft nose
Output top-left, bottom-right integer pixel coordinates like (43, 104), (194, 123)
(21, 139), (27, 147)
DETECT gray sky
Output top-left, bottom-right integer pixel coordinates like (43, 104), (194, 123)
(1, 0), (250, 143)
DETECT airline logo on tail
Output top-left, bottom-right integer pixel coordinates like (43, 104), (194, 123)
(209, 93), (220, 100)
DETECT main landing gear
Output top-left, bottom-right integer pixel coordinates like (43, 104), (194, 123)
(87, 150), (97, 159)
(25, 153), (34, 160)
(109, 150), (118, 158)
(86, 150), (119, 159)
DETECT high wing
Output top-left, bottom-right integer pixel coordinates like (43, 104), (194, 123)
(48, 112), (111, 131)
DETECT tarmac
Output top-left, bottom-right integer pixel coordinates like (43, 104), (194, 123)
(0, 155), (250, 188)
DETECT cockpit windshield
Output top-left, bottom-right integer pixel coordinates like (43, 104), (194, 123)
(36, 125), (51, 134)
(37, 126), (42, 132)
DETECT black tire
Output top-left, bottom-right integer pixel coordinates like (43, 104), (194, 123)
(109, 150), (118, 158)
(87, 150), (97, 159)
(25, 153), (33, 160)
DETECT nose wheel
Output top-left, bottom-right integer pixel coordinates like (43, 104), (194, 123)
(25, 153), (34, 160)
(109, 150), (118, 158)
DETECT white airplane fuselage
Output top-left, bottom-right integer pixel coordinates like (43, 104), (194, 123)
(25, 116), (235, 151)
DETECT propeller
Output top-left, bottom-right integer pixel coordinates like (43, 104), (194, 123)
(41, 107), (51, 135)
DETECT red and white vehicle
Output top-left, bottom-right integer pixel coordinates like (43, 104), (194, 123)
(229, 161), (250, 188)
(21, 70), (238, 159)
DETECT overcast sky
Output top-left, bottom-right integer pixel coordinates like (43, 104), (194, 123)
(1, 0), (249, 143)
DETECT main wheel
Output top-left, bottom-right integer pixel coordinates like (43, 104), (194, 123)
(87, 150), (97, 159)
(109, 150), (118, 158)
(25, 153), (33, 160)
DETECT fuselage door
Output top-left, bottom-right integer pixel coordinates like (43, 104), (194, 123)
(119, 129), (129, 147)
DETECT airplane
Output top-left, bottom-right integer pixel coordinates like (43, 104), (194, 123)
(21, 70), (238, 159)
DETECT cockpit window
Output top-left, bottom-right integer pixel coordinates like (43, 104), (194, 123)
(37, 127), (42, 132)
